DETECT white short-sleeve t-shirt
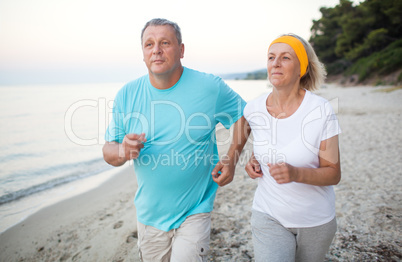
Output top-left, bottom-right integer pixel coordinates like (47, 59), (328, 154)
(244, 90), (341, 228)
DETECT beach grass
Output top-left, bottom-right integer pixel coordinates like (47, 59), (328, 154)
(374, 85), (402, 93)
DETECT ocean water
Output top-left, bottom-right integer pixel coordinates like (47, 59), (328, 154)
(0, 79), (270, 233)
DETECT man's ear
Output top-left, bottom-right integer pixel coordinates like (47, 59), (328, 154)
(180, 43), (185, 58)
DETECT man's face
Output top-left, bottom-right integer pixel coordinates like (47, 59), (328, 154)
(142, 25), (184, 77)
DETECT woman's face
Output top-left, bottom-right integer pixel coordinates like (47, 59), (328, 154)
(267, 43), (301, 88)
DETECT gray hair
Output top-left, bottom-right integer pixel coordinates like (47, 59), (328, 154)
(141, 18), (182, 45)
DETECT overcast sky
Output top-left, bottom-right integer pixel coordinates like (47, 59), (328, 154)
(0, 0), (362, 85)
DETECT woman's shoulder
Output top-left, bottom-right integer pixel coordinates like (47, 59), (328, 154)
(306, 90), (330, 105)
(249, 92), (270, 105)
(244, 92), (270, 116)
(305, 90), (337, 116)
(306, 90), (328, 103)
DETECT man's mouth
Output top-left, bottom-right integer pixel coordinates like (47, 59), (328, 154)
(153, 59), (164, 63)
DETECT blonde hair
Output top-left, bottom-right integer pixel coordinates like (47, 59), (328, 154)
(280, 34), (327, 91)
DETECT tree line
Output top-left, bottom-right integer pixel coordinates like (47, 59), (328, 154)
(244, 0), (401, 84)
(309, 0), (402, 84)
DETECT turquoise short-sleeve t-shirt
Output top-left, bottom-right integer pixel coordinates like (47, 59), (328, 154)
(105, 67), (245, 231)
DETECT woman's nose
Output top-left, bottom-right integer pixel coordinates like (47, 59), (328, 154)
(272, 57), (280, 67)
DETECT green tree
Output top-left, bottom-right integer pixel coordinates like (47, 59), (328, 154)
(310, 0), (356, 73)
(309, 0), (402, 82)
(339, 0), (402, 61)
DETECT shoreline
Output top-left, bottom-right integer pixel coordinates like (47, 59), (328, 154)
(0, 165), (120, 234)
(0, 164), (140, 261)
(1, 84), (401, 261)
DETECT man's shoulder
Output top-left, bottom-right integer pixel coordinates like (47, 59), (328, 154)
(124, 74), (149, 89)
(116, 75), (148, 95)
(184, 67), (222, 82)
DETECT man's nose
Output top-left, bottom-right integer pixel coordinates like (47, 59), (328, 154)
(153, 44), (162, 54)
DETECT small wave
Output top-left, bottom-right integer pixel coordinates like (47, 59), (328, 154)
(0, 158), (113, 205)
(0, 152), (39, 162)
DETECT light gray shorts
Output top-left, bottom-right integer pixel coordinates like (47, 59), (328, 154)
(137, 213), (211, 262)
(251, 209), (337, 262)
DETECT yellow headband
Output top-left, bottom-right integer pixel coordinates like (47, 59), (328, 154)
(269, 35), (309, 78)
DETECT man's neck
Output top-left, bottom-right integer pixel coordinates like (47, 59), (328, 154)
(149, 66), (184, 90)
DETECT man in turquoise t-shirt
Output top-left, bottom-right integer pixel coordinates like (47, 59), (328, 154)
(103, 18), (249, 261)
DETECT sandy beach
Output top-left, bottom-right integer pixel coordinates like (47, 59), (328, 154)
(0, 84), (401, 261)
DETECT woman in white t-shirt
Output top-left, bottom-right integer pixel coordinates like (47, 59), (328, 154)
(244, 34), (341, 262)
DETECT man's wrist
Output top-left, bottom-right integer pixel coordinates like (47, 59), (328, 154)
(221, 152), (239, 166)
